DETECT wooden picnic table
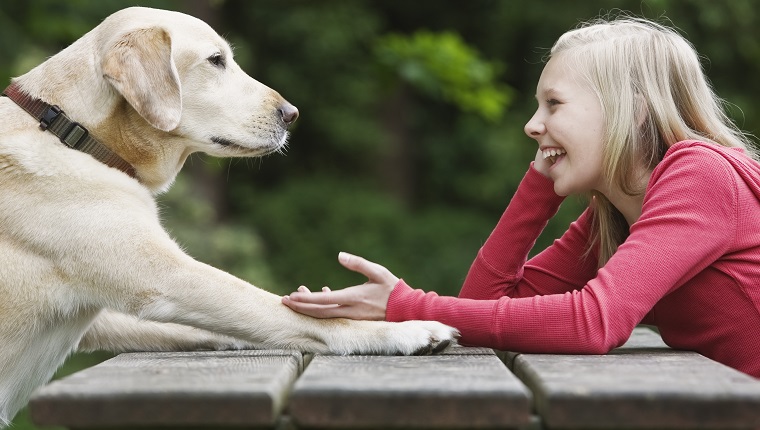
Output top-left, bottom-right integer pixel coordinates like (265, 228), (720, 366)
(30, 327), (760, 429)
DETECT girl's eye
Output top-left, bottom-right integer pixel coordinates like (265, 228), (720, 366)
(547, 99), (561, 106)
(208, 53), (225, 69)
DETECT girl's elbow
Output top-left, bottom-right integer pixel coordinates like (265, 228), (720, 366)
(584, 341), (615, 355)
(579, 333), (628, 355)
(585, 333), (627, 354)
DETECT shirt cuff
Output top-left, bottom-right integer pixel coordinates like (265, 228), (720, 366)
(386, 279), (418, 322)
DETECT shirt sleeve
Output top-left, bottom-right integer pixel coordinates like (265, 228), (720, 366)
(459, 163), (598, 300)
(386, 147), (738, 353)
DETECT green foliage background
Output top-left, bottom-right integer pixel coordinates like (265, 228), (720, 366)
(2, 1), (760, 428)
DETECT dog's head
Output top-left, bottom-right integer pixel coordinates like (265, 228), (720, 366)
(97, 7), (298, 160)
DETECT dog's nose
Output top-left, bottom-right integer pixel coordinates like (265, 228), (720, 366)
(279, 103), (299, 126)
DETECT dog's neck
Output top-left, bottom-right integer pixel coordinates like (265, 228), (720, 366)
(88, 99), (193, 192)
(2, 81), (137, 178)
(14, 64), (191, 193)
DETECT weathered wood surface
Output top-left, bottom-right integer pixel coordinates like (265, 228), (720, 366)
(30, 349), (303, 428)
(512, 328), (760, 429)
(28, 328), (760, 430)
(288, 347), (532, 429)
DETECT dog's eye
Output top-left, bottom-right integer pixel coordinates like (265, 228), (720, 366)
(208, 53), (225, 69)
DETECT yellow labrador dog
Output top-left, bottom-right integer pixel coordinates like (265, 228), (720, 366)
(0, 6), (457, 425)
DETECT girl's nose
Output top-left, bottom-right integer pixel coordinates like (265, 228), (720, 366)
(524, 112), (545, 139)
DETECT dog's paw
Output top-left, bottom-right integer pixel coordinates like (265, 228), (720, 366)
(329, 320), (459, 356)
(390, 320), (460, 355)
(320, 319), (459, 356)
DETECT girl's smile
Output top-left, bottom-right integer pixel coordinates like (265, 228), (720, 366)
(542, 147), (567, 169)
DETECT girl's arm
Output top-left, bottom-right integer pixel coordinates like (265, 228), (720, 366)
(459, 202), (598, 300)
(459, 148), (598, 301)
(281, 160), (593, 320)
(387, 146), (737, 352)
(283, 145), (737, 353)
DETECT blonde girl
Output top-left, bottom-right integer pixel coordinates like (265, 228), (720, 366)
(283, 17), (760, 377)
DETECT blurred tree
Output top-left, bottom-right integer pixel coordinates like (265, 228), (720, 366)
(375, 31), (511, 122)
(3, 0), (759, 300)
(374, 30), (512, 205)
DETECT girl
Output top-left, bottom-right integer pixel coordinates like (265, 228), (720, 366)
(282, 17), (760, 377)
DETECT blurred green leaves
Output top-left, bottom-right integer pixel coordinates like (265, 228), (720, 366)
(158, 172), (278, 289)
(3, 0), (758, 300)
(4, 0), (756, 301)
(235, 177), (491, 294)
(376, 31), (512, 122)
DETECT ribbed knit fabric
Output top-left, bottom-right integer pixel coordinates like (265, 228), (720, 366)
(387, 140), (760, 377)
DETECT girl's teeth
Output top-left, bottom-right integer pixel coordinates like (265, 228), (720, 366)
(542, 148), (566, 159)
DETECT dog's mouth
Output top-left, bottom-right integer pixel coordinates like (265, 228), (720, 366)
(211, 136), (245, 149)
(210, 136), (285, 156)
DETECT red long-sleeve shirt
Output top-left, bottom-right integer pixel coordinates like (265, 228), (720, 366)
(387, 140), (760, 377)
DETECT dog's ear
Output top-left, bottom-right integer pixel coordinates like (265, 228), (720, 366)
(102, 27), (182, 131)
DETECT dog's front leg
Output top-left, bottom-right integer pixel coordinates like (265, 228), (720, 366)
(38, 192), (456, 356)
(123, 252), (457, 355)
(77, 225), (455, 355)
(77, 309), (258, 353)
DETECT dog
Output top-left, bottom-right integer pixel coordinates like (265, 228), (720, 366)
(0, 7), (458, 425)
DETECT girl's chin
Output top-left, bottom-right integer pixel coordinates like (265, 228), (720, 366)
(550, 177), (573, 196)
(553, 185), (571, 197)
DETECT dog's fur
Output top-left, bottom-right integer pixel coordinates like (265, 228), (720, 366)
(0, 7), (457, 424)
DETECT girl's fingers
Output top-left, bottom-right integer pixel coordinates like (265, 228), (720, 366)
(287, 288), (356, 305)
(281, 297), (346, 319)
(338, 252), (388, 281)
(282, 289), (385, 321)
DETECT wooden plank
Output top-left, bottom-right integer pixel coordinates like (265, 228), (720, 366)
(30, 349), (302, 428)
(616, 325), (669, 349)
(288, 347), (532, 429)
(512, 327), (760, 429)
(498, 329), (669, 370)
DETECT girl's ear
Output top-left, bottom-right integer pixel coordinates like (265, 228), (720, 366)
(102, 27), (182, 132)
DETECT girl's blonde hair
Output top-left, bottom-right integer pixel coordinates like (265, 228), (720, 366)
(549, 16), (756, 266)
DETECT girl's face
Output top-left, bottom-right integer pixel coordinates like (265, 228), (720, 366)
(524, 54), (607, 197)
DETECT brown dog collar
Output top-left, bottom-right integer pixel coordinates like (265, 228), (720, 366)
(2, 82), (136, 178)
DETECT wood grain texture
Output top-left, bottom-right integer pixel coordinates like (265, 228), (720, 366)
(512, 328), (760, 429)
(288, 347), (532, 429)
(30, 349), (302, 428)
(30, 328), (760, 430)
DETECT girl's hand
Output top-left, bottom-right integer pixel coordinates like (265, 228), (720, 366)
(281, 252), (398, 320)
(533, 147), (552, 178)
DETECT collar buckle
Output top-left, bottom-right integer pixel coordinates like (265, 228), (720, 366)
(40, 104), (62, 131)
